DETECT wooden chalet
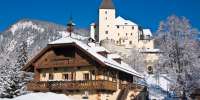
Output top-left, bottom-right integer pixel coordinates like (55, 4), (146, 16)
(23, 37), (148, 100)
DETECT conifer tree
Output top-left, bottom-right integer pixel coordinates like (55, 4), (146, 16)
(1, 40), (31, 98)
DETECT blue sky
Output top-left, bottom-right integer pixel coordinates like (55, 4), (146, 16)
(0, 0), (199, 32)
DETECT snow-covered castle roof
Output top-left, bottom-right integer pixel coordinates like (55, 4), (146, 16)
(143, 29), (153, 36)
(49, 37), (143, 78)
(115, 16), (137, 26)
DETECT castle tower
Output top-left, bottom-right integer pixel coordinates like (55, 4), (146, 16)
(98, 0), (116, 42)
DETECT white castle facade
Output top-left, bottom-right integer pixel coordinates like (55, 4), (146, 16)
(90, 0), (160, 74)
(90, 0), (154, 49)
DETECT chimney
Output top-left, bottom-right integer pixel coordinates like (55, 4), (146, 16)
(90, 23), (96, 40)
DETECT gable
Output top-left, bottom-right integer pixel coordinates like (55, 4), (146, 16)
(23, 43), (105, 72)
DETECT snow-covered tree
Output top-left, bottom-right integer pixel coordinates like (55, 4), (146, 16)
(156, 15), (200, 98)
(124, 48), (146, 73)
(0, 40), (32, 98)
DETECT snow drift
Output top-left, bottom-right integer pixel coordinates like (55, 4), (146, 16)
(0, 92), (75, 100)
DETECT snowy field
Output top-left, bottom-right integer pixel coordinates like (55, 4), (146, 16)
(0, 92), (75, 100)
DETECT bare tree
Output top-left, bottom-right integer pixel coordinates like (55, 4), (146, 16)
(156, 15), (200, 98)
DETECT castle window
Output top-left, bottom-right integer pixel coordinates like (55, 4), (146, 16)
(148, 66), (153, 74)
(117, 25), (120, 28)
(131, 33), (133, 36)
(49, 73), (54, 80)
(132, 26), (134, 30)
(129, 41), (132, 45)
(105, 31), (108, 34)
(83, 73), (89, 80)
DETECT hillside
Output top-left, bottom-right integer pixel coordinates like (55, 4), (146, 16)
(0, 19), (89, 66)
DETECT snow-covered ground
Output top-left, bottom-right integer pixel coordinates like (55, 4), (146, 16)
(0, 92), (76, 100)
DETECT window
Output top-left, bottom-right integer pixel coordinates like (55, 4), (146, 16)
(123, 40), (125, 43)
(105, 31), (108, 34)
(105, 11), (107, 14)
(63, 74), (69, 80)
(126, 33), (128, 36)
(148, 66), (153, 74)
(131, 33), (133, 36)
(107, 25), (109, 27)
(42, 73), (46, 78)
(132, 26), (134, 30)
(49, 73), (54, 80)
(117, 25), (119, 29)
(129, 41), (132, 45)
(83, 73), (89, 80)
(105, 17), (107, 20)
(118, 33), (120, 36)
(106, 37), (108, 40)
(146, 35), (150, 39)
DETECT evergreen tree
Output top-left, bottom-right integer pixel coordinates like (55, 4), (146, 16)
(1, 41), (30, 98)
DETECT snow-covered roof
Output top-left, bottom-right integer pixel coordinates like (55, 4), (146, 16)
(49, 37), (143, 78)
(143, 29), (152, 36)
(115, 16), (137, 26)
(108, 53), (121, 59)
(140, 48), (160, 53)
(92, 46), (110, 53)
(90, 23), (95, 26)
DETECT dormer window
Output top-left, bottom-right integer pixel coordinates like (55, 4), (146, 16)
(97, 51), (108, 58)
(146, 35), (150, 39)
(113, 58), (122, 64)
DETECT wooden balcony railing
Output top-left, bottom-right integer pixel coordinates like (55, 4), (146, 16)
(27, 80), (117, 92)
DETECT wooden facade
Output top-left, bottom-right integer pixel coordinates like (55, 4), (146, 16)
(23, 43), (147, 100)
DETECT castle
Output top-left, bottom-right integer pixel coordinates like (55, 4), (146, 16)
(90, 0), (159, 74)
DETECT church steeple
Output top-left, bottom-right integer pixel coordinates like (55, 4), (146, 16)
(100, 0), (115, 9)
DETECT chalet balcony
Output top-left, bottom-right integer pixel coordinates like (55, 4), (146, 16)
(27, 80), (117, 92)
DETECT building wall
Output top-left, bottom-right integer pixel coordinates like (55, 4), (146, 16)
(97, 7), (154, 50)
(99, 9), (116, 41)
(39, 66), (95, 81)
